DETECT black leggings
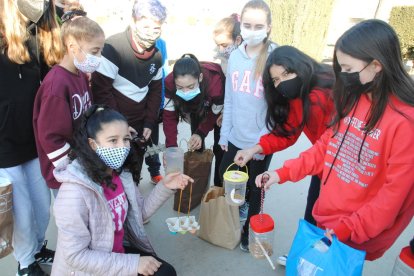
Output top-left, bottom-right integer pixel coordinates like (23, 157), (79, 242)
(219, 142), (273, 235)
(212, 123), (224, 186)
(304, 175), (321, 225)
(124, 246), (176, 276)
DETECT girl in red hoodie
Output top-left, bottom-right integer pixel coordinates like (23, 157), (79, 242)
(163, 54), (225, 186)
(256, 19), (414, 261)
(234, 45), (334, 226)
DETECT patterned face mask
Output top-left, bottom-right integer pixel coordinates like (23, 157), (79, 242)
(134, 27), (161, 50)
(95, 145), (130, 170)
(73, 48), (101, 73)
(215, 44), (238, 60)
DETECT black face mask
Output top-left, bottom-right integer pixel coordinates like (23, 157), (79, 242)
(339, 63), (373, 95)
(276, 77), (303, 99)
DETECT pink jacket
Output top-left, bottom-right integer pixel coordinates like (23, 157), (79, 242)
(51, 160), (175, 275)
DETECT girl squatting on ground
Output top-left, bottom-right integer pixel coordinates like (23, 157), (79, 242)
(52, 105), (193, 276)
(256, 19), (414, 261)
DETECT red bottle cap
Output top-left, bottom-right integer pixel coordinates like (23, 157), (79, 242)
(250, 214), (274, 233)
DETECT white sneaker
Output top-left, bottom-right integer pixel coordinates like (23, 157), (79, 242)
(277, 254), (288, 266)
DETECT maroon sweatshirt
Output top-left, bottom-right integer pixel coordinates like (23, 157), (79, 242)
(163, 62), (225, 147)
(33, 65), (92, 189)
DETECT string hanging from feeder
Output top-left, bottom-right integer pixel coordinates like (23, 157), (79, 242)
(176, 178), (194, 216)
(260, 173), (270, 222)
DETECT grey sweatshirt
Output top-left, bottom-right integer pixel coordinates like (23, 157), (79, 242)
(219, 41), (277, 150)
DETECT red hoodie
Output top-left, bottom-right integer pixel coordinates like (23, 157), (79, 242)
(277, 94), (414, 260)
(163, 62), (225, 147)
(259, 88), (333, 155)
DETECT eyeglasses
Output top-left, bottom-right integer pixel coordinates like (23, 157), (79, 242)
(61, 10), (87, 23)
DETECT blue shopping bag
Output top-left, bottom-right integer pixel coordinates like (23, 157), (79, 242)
(286, 219), (366, 276)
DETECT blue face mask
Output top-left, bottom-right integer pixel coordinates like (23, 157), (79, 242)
(176, 87), (201, 101)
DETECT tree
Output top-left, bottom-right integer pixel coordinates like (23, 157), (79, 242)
(266, 0), (334, 61)
(389, 6), (414, 61)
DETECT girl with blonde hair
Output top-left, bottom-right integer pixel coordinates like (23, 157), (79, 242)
(0, 0), (62, 275)
(219, 0), (278, 252)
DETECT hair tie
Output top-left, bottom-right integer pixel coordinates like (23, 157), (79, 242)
(231, 13), (241, 22)
(61, 9), (87, 24)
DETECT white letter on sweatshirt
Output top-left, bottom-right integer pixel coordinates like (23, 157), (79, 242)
(239, 71), (251, 93)
(254, 77), (264, 98)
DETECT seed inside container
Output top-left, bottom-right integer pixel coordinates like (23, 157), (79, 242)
(249, 241), (273, 259)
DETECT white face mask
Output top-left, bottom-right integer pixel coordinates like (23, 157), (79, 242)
(241, 27), (267, 46)
(73, 48), (101, 73)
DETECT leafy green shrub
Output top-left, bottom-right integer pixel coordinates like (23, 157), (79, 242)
(267, 0), (334, 61)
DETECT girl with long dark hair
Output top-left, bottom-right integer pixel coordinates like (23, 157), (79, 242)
(163, 53), (225, 186)
(52, 105), (193, 275)
(235, 45), (335, 226)
(256, 19), (414, 261)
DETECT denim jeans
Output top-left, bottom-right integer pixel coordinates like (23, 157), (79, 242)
(0, 158), (51, 267)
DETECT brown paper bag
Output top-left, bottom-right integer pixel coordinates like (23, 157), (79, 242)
(173, 149), (214, 213)
(197, 186), (241, 250)
(0, 178), (13, 259)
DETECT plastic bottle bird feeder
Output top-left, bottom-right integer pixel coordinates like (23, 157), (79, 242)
(223, 163), (248, 206)
(249, 213), (275, 259)
(249, 173), (276, 270)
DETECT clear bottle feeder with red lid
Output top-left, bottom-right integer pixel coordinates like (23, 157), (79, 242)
(249, 213), (274, 259)
(249, 173), (275, 261)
